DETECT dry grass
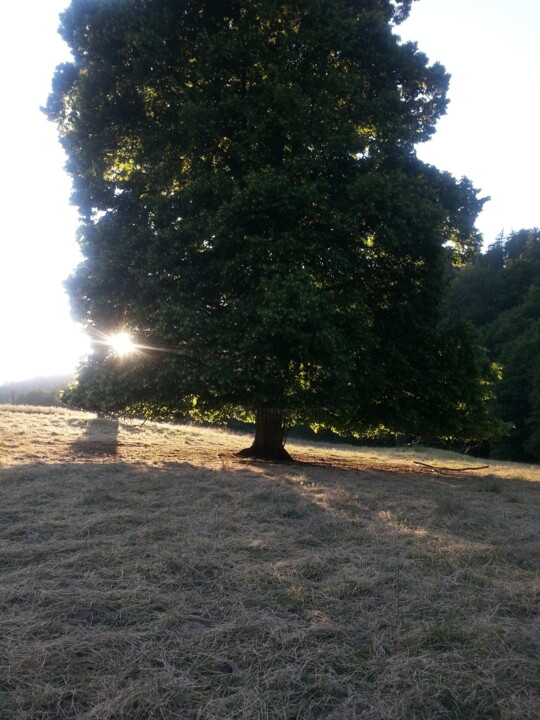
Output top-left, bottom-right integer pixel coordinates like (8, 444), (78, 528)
(0, 405), (539, 719)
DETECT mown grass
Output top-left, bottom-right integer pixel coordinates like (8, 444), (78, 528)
(0, 405), (539, 719)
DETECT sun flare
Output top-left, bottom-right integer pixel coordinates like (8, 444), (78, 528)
(107, 331), (136, 357)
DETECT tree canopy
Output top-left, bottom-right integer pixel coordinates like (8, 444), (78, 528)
(48, 0), (496, 459)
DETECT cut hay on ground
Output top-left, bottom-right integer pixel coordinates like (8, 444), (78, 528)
(1, 406), (538, 719)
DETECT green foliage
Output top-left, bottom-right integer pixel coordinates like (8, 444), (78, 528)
(447, 229), (540, 461)
(48, 0), (494, 441)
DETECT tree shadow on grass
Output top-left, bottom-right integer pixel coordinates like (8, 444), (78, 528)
(0, 460), (537, 720)
(70, 417), (119, 457)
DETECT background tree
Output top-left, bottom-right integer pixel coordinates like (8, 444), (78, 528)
(49, 0), (496, 460)
(447, 229), (540, 461)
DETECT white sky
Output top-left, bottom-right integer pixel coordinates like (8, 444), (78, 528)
(0, 0), (538, 385)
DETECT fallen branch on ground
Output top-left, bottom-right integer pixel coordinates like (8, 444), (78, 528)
(414, 461), (489, 472)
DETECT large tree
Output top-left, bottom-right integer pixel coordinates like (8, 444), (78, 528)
(49, 0), (495, 460)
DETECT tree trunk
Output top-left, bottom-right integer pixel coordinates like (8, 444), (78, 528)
(237, 406), (293, 462)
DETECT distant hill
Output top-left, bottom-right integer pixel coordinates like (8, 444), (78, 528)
(0, 374), (74, 406)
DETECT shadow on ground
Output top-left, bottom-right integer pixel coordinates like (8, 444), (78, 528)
(0, 455), (538, 720)
(70, 418), (120, 457)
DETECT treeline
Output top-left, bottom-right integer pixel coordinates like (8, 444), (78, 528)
(447, 228), (540, 462)
(0, 375), (73, 407)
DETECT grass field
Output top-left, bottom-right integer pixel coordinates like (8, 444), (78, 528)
(1, 405), (538, 719)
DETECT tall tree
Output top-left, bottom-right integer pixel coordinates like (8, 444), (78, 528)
(48, 0), (495, 460)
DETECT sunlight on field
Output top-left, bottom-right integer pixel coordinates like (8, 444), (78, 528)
(0, 405), (538, 720)
(1, 403), (539, 482)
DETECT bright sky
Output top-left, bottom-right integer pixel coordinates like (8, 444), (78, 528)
(0, 0), (538, 385)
